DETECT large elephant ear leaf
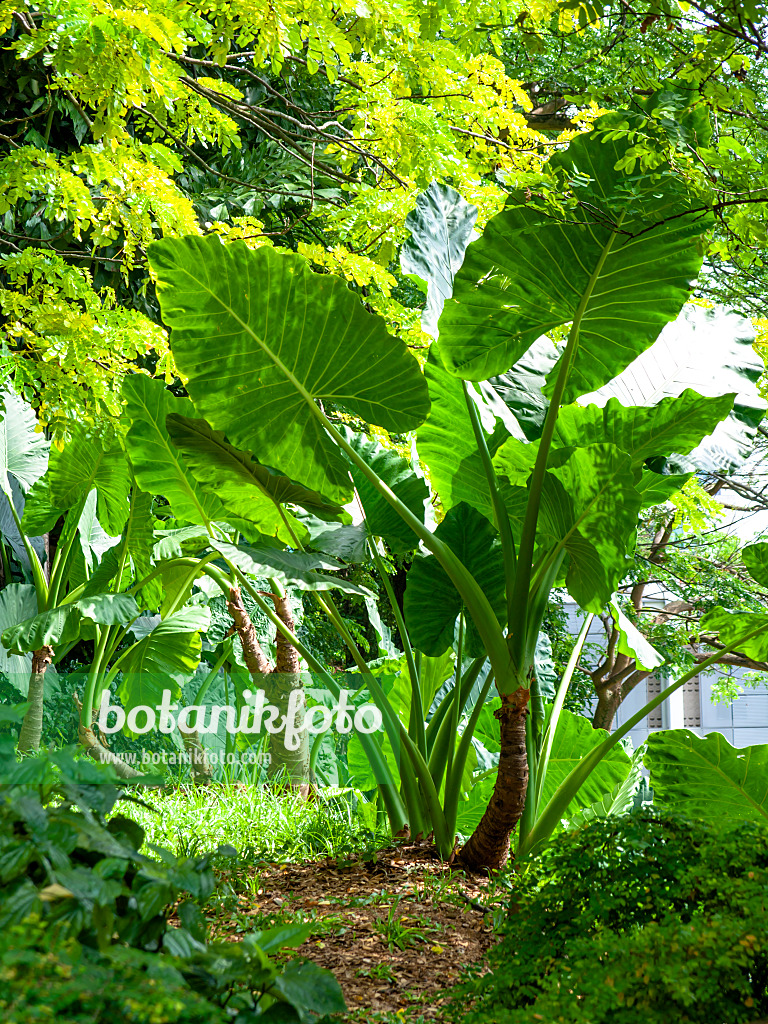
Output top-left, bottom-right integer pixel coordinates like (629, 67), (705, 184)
(538, 707), (632, 819)
(165, 413), (340, 544)
(742, 543), (768, 589)
(22, 424), (130, 537)
(646, 730), (768, 827)
(0, 388), (49, 497)
(342, 429), (430, 554)
(148, 237), (430, 505)
(123, 375), (225, 528)
(700, 606), (768, 660)
(0, 584), (39, 692)
(417, 349), (511, 524)
(404, 502), (506, 656)
(485, 338), (559, 442)
(552, 390), (735, 470)
(400, 181), (478, 338)
(435, 111), (713, 391)
(584, 306), (765, 474)
(215, 540), (375, 596)
(2, 594), (139, 653)
(541, 444), (643, 612)
(117, 605), (210, 713)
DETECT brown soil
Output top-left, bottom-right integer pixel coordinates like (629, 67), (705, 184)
(207, 840), (503, 1020)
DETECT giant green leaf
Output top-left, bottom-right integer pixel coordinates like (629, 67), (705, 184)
(77, 489), (121, 572)
(122, 375), (225, 527)
(22, 424), (129, 537)
(552, 390), (735, 469)
(700, 606), (768, 661)
(635, 469), (691, 509)
(148, 237), (430, 504)
(435, 112), (712, 393)
(2, 594), (139, 653)
(166, 413), (345, 543)
(538, 707), (632, 817)
(117, 605), (210, 712)
(417, 349), (510, 523)
(541, 444), (643, 612)
(587, 306), (765, 474)
(568, 746), (644, 828)
(492, 389), (725, 498)
(215, 540), (375, 596)
(742, 542), (768, 589)
(486, 337), (559, 441)
(400, 181), (478, 338)
(124, 488), (163, 609)
(0, 388), (49, 497)
(343, 429), (430, 553)
(646, 729), (768, 826)
(0, 584), (38, 692)
(404, 502), (506, 656)
(50, 429), (129, 536)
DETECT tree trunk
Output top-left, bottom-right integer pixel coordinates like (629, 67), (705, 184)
(227, 586), (272, 677)
(227, 585), (310, 795)
(181, 728), (214, 785)
(459, 689), (530, 871)
(593, 686), (622, 731)
(17, 646), (53, 753)
(78, 723), (143, 779)
(269, 593), (310, 795)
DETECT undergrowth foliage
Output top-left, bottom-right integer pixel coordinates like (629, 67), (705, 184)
(456, 812), (768, 1024)
(0, 726), (346, 1022)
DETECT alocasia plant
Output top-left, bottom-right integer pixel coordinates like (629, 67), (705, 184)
(140, 103), (758, 869)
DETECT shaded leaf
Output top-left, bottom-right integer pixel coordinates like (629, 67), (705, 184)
(646, 729), (768, 826)
(400, 181), (478, 338)
(404, 502), (506, 656)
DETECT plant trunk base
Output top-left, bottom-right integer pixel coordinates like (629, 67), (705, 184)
(78, 723), (143, 779)
(17, 646), (53, 754)
(458, 689), (530, 872)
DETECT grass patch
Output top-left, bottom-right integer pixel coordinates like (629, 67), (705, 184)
(119, 781), (387, 860)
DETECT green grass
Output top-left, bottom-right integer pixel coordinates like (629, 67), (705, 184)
(120, 781), (388, 861)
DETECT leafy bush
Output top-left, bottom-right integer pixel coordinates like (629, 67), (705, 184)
(457, 812), (768, 1024)
(0, 741), (221, 949)
(0, 923), (226, 1024)
(0, 732), (346, 1021)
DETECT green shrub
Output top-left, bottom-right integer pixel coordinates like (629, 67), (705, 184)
(0, 742), (223, 950)
(457, 812), (768, 1023)
(0, 734), (346, 1022)
(0, 923), (225, 1024)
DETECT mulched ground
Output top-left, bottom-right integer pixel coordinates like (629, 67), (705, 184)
(206, 841), (505, 1020)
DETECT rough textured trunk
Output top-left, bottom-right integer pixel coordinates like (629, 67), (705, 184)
(269, 593), (310, 794)
(17, 646), (53, 753)
(181, 728), (214, 785)
(459, 689), (530, 872)
(78, 723), (142, 779)
(227, 586), (309, 795)
(227, 586), (272, 676)
(593, 686), (623, 732)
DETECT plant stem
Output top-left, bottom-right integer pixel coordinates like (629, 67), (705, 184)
(506, 222), (622, 678)
(463, 380), (517, 625)
(518, 623), (764, 860)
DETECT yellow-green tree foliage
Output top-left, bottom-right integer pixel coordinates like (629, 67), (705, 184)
(0, 0), (575, 434)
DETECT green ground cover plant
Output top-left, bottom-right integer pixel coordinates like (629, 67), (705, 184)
(456, 812), (768, 1024)
(0, 722), (347, 1022)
